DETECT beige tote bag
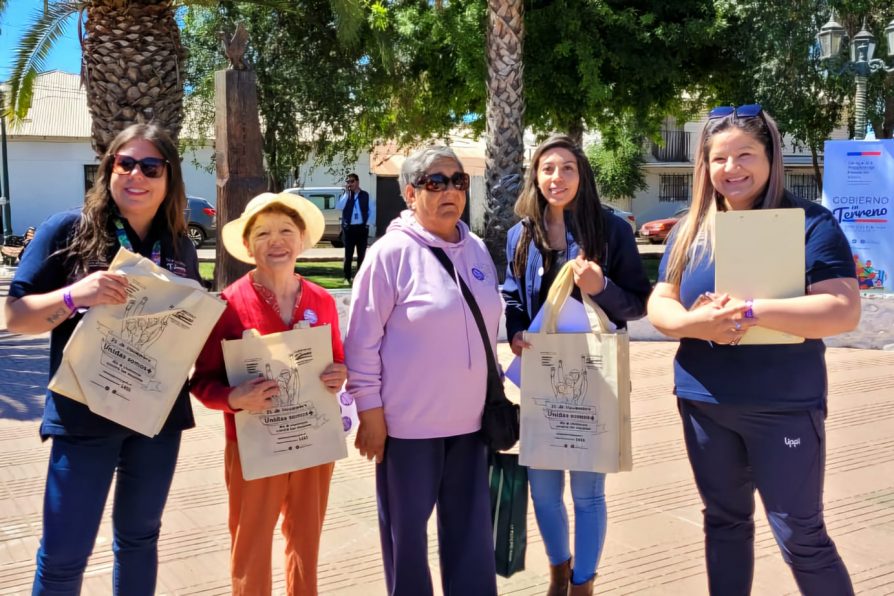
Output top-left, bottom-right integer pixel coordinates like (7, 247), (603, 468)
(520, 262), (633, 473)
(222, 325), (348, 480)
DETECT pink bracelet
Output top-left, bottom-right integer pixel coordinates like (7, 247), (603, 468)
(62, 290), (77, 312)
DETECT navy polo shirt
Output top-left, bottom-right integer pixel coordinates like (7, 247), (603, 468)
(658, 194), (856, 409)
(9, 209), (201, 438)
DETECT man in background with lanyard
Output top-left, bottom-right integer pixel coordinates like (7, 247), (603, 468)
(336, 173), (374, 284)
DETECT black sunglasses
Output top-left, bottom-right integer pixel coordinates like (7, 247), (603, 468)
(413, 172), (471, 192)
(112, 154), (169, 179)
(708, 104), (763, 120)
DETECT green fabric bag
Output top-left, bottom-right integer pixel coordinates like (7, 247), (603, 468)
(489, 451), (528, 578)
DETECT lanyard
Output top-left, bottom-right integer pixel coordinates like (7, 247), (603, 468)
(114, 218), (161, 265)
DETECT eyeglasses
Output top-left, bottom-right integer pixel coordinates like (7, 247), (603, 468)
(413, 172), (471, 192)
(708, 104), (763, 120)
(112, 154), (169, 179)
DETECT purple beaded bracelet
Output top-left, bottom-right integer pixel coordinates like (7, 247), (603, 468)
(744, 298), (755, 319)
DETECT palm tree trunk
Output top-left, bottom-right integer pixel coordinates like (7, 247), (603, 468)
(83, 1), (185, 156)
(484, 0), (525, 281)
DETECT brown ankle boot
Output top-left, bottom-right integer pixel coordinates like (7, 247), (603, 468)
(547, 558), (572, 596)
(568, 574), (595, 596)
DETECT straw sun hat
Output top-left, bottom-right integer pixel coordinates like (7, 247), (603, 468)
(221, 191), (325, 264)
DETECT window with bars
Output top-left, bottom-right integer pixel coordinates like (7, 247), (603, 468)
(84, 165), (99, 193)
(786, 173), (820, 202)
(659, 174), (691, 202)
(650, 130), (691, 162)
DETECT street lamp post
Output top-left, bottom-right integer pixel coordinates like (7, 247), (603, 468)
(817, 14), (894, 140)
(0, 89), (11, 238)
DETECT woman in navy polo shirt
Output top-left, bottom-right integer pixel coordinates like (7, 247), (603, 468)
(5, 123), (200, 595)
(647, 105), (860, 595)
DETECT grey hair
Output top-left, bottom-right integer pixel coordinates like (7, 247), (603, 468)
(399, 146), (464, 199)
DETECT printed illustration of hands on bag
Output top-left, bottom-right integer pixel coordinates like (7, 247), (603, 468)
(550, 356), (588, 404)
(265, 362), (301, 407)
(118, 296), (175, 350)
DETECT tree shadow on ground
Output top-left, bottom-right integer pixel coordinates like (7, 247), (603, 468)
(0, 331), (49, 421)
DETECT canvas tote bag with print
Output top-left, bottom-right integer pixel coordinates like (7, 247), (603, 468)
(519, 262), (633, 473)
(49, 247), (226, 436)
(222, 324), (348, 480)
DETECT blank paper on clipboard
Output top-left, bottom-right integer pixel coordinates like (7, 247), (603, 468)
(715, 209), (805, 345)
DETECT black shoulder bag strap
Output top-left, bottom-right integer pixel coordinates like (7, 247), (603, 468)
(428, 246), (501, 402)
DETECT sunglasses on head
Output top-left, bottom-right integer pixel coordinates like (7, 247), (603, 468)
(413, 172), (471, 192)
(112, 154), (169, 179)
(708, 103), (763, 120)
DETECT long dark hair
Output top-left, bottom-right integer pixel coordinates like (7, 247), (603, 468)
(66, 123), (187, 277)
(512, 134), (605, 279)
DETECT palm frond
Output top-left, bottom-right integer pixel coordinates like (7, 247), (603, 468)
(326, 0), (364, 45)
(5, 2), (82, 123)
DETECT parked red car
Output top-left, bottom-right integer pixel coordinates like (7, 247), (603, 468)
(639, 207), (689, 244)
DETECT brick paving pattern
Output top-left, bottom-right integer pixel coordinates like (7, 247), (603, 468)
(2, 274), (893, 595)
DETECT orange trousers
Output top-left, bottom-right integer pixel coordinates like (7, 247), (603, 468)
(224, 441), (334, 596)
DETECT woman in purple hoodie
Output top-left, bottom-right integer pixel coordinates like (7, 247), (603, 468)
(343, 146), (500, 596)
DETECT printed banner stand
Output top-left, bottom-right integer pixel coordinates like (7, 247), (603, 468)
(822, 140), (893, 295)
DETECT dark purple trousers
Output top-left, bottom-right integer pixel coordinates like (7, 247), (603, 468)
(679, 399), (854, 596)
(376, 432), (497, 596)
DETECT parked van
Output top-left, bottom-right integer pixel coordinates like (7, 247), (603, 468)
(284, 186), (376, 247)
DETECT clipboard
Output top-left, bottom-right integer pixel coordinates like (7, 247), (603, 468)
(715, 209), (805, 345)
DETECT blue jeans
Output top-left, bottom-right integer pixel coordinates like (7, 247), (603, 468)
(528, 468), (607, 585)
(679, 399), (853, 596)
(32, 432), (182, 596)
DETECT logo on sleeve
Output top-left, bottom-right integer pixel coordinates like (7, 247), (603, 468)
(471, 266), (487, 281)
(303, 308), (318, 325)
(165, 258), (188, 278)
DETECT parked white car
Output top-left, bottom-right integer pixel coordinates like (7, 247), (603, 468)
(284, 187), (377, 247)
(602, 203), (637, 234)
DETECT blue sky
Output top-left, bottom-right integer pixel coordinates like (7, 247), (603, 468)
(1, 1), (81, 81)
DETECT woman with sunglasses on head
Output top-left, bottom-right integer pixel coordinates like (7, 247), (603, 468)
(343, 146), (500, 595)
(5, 123), (201, 595)
(647, 104), (859, 595)
(503, 134), (651, 595)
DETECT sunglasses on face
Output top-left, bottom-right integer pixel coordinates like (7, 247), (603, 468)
(112, 154), (169, 179)
(413, 172), (471, 192)
(708, 103), (763, 120)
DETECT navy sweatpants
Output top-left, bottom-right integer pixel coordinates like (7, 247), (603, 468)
(679, 399), (853, 596)
(375, 433), (497, 596)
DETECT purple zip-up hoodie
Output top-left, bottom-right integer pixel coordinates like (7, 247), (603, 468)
(343, 210), (502, 439)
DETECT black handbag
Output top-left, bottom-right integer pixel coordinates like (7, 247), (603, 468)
(429, 247), (520, 451)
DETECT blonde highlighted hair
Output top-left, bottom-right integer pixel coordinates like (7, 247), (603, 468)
(664, 108), (786, 286)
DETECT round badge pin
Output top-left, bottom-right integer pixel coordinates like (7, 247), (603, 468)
(471, 267), (485, 281)
(303, 308), (318, 325)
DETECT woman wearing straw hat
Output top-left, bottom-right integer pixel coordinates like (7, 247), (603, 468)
(191, 191), (347, 596)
